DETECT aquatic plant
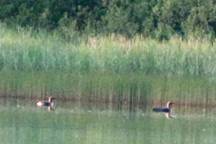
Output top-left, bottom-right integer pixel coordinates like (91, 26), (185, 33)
(0, 23), (215, 75)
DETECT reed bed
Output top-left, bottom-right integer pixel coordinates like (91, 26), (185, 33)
(0, 23), (216, 75)
(0, 23), (215, 109)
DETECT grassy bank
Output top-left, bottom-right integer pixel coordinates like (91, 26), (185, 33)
(0, 23), (216, 75)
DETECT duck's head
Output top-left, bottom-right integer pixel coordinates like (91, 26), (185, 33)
(166, 101), (174, 109)
(48, 96), (55, 102)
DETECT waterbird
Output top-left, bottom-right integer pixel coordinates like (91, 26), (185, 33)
(152, 101), (175, 119)
(36, 96), (55, 111)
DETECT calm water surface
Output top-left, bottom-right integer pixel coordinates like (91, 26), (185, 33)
(0, 98), (216, 144)
(0, 73), (216, 144)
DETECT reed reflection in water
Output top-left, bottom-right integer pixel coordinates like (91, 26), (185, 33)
(0, 103), (215, 144)
(0, 73), (216, 144)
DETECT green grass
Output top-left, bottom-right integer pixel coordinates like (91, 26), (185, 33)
(0, 23), (216, 75)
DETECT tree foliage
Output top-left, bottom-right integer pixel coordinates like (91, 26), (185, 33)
(0, 0), (215, 39)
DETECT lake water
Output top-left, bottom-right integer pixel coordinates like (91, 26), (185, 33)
(0, 72), (215, 144)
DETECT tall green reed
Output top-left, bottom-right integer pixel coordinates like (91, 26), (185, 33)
(0, 23), (216, 75)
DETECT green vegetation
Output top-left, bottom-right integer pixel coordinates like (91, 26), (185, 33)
(0, 0), (215, 39)
(0, 23), (215, 75)
(0, 1), (215, 143)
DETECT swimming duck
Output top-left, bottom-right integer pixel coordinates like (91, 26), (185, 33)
(36, 96), (55, 111)
(153, 101), (175, 119)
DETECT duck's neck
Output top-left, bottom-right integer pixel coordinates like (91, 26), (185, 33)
(48, 97), (52, 103)
(166, 102), (172, 109)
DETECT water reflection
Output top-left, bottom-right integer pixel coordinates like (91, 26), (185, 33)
(0, 73), (215, 113)
(0, 101), (215, 144)
(0, 73), (216, 144)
